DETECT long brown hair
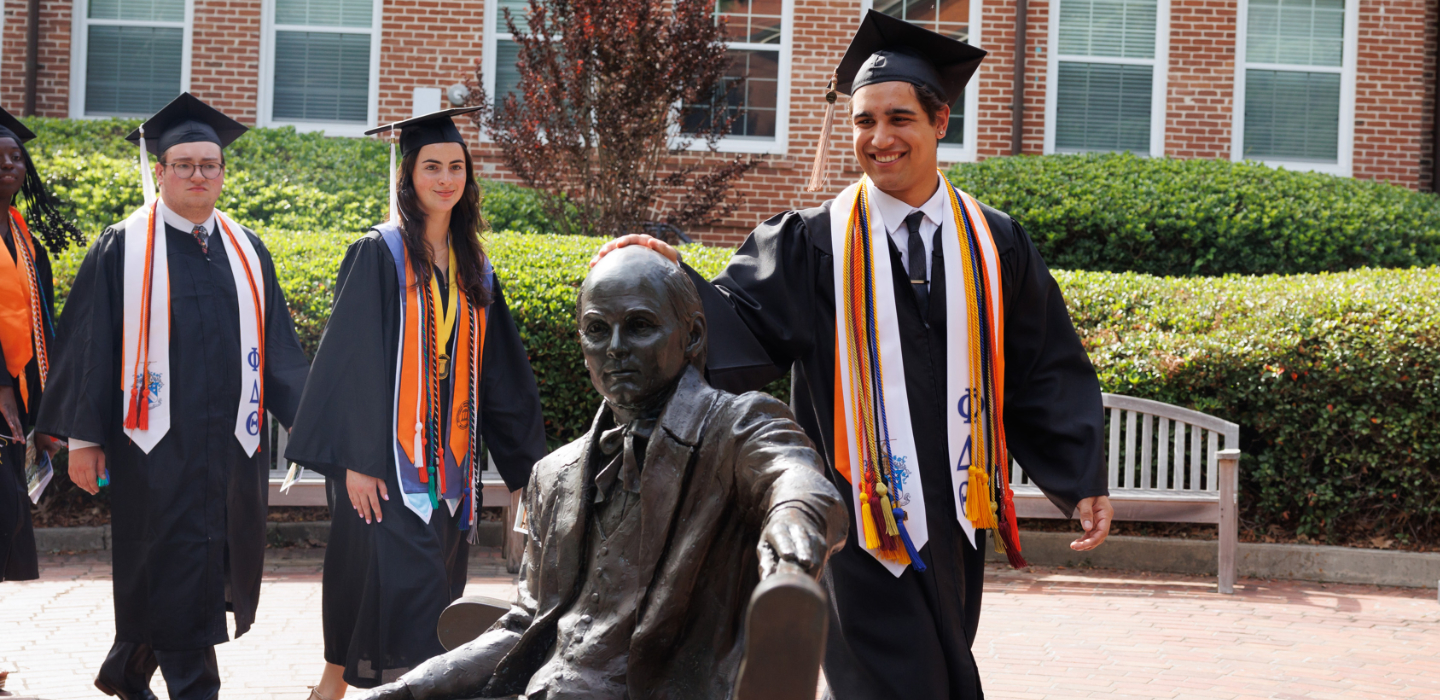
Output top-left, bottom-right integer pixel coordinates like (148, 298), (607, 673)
(394, 145), (492, 307)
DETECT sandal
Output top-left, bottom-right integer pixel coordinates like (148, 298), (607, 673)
(308, 686), (335, 700)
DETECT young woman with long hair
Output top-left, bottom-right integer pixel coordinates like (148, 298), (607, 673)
(286, 109), (546, 698)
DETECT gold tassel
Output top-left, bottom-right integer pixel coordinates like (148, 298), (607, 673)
(967, 466), (998, 529)
(861, 496), (880, 549)
(877, 483), (900, 536)
(805, 73), (839, 193)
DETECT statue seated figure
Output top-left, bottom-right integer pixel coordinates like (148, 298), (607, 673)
(358, 246), (849, 700)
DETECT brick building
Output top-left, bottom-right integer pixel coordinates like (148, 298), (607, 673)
(2, 0), (1436, 244)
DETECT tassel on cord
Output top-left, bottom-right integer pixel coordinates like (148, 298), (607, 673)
(388, 137), (399, 225)
(876, 482), (900, 536)
(893, 510), (926, 572)
(966, 466), (998, 529)
(805, 73), (839, 193)
(139, 126), (157, 205)
(860, 491), (880, 549)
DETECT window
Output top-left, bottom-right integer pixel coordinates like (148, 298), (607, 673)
(260, 0), (382, 135)
(867, 0), (978, 161)
(70, 0), (191, 117)
(1232, 0), (1356, 174)
(1044, 0), (1169, 156)
(482, 0), (529, 120)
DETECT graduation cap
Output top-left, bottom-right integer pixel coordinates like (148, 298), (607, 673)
(125, 92), (248, 157)
(0, 105), (36, 145)
(367, 107), (482, 224)
(806, 10), (988, 191)
(365, 106), (482, 157)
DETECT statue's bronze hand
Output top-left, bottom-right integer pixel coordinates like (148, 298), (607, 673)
(758, 507), (827, 579)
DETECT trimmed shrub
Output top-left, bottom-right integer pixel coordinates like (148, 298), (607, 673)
(1065, 267), (1440, 545)
(948, 154), (1440, 276)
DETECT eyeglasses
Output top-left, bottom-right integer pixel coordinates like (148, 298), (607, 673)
(162, 162), (225, 180)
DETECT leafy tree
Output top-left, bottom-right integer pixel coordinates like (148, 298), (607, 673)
(467, 0), (759, 238)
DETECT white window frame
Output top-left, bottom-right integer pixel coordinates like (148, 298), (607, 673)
(482, 0), (793, 155)
(860, 0), (981, 164)
(256, 0), (383, 137)
(68, 0), (195, 119)
(1042, 0), (1170, 157)
(1230, 0), (1358, 176)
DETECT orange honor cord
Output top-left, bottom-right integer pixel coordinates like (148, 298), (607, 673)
(217, 218), (266, 444)
(125, 204), (160, 431)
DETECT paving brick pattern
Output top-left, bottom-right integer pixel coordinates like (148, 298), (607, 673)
(2, 552), (1437, 699)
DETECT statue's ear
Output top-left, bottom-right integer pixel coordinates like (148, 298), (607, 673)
(686, 313), (707, 362)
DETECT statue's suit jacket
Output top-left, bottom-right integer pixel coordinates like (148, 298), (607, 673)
(414, 366), (847, 700)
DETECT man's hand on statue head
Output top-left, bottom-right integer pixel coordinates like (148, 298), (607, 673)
(759, 506), (828, 580)
(590, 234), (679, 268)
(1069, 495), (1113, 551)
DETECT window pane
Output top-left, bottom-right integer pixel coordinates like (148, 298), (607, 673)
(88, 0), (184, 22)
(493, 39), (523, 114)
(497, 0), (531, 35)
(1058, 0), (1156, 60)
(1243, 69), (1339, 161)
(85, 25), (183, 116)
(1054, 61), (1152, 154)
(275, 0), (373, 28)
(1246, 0), (1344, 67)
(939, 90), (965, 146)
(682, 48), (779, 138)
(272, 31), (371, 122)
(873, 0), (968, 40)
(717, 0), (783, 44)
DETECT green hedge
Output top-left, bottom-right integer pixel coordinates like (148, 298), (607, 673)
(1066, 267), (1440, 545)
(948, 154), (1440, 276)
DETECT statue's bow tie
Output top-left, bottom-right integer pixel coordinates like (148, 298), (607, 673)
(596, 419), (653, 502)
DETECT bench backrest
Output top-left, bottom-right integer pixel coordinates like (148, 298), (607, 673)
(1011, 393), (1240, 497)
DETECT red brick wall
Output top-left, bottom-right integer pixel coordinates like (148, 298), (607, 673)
(1, 0), (72, 118)
(190, 0), (263, 123)
(1352, 0), (1432, 188)
(1163, 0), (1236, 159)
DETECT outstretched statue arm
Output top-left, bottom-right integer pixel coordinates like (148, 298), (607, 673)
(358, 484), (545, 700)
(728, 392), (848, 579)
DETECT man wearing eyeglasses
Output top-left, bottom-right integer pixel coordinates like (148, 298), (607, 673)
(37, 94), (310, 700)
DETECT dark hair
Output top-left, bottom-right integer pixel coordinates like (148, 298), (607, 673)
(395, 145), (492, 308)
(911, 82), (951, 127)
(0, 137), (84, 255)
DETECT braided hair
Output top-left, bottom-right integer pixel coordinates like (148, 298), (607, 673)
(0, 128), (85, 255)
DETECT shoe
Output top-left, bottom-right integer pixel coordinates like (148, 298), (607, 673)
(733, 564), (829, 700)
(94, 677), (159, 700)
(308, 686), (334, 700)
(436, 595), (510, 651)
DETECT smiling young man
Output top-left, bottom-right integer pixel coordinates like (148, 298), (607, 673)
(36, 93), (310, 700)
(594, 12), (1113, 699)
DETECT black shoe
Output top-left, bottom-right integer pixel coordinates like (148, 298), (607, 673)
(94, 677), (159, 700)
(733, 565), (829, 700)
(96, 642), (159, 700)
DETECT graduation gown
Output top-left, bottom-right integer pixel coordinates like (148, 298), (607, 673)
(35, 220), (310, 649)
(689, 199), (1108, 700)
(0, 223), (52, 583)
(284, 232), (546, 688)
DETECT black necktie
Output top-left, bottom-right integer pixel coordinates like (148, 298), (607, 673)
(192, 225), (208, 255)
(904, 211), (929, 317)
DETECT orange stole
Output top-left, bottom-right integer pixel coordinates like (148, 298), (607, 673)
(395, 252), (488, 492)
(0, 208), (46, 409)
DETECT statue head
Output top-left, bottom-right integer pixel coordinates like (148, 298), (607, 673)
(578, 246), (706, 414)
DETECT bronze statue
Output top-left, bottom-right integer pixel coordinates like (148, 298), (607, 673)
(357, 246), (848, 700)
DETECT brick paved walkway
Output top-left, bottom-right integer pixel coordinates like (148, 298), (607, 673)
(1, 549), (1436, 699)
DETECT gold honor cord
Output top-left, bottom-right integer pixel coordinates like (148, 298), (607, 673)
(429, 245), (460, 379)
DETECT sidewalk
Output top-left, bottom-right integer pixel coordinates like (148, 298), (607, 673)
(2, 549), (1437, 699)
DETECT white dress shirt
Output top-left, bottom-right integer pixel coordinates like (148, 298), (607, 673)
(69, 202), (218, 452)
(865, 173), (950, 282)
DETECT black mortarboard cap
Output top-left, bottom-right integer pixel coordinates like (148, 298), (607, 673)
(125, 92), (248, 156)
(0, 105), (36, 145)
(365, 107), (482, 157)
(835, 10), (988, 104)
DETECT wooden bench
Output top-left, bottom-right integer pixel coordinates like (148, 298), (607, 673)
(1009, 393), (1242, 593)
(263, 416), (522, 567)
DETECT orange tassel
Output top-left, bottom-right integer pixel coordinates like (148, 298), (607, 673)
(805, 73), (839, 193)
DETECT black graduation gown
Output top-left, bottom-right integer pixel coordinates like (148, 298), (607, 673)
(689, 199), (1108, 700)
(0, 223), (53, 583)
(35, 221), (310, 650)
(283, 232), (546, 688)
